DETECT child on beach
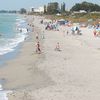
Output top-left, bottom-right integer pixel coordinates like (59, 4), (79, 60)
(66, 30), (69, 35)
(93, 30), (97, 36)
(55, 42), (61, 51)
(35, 41), (41, 54)
(42, 31), (45, 39)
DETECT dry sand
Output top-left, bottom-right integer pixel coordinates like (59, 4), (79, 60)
(0, 16), (100, 100)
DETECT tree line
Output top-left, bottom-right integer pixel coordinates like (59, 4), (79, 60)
(43, 1), (100, 14)
(0, 10), (18, 13)
(70, 1), (100, 12)
(0, 8), (27, 14)
(0, 1), (100, 14)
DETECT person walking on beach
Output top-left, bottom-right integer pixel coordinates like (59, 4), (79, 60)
(93, 29), (97, 37)
(36, 33), (39, 40)
(55, 42), (61, 51)
(42, 31), (45, 39)
(35, 41), (41, 54)
(66, 30), (69, 35)
(63, 30), (66, 37)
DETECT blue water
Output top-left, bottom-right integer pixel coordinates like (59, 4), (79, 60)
(0, 13), (29, 56)
(0, 14), (17, 38)
(0, 13), (30, 100)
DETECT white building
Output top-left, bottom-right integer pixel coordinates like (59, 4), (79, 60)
(29, 6), (44, 13)
(73, 10), (87, 14)
(29, 7), (34, 12)
(79, 10), (87, 13)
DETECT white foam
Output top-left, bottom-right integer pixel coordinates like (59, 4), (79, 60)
(0, 91), (8, 100)
(0, 17), (29, 56)
(0, 84), (3, 90)
(0, 28), (28, 55)
(0, 84), (12, 100)
(0, 37), (27, 55)
(0, 90), (12, 100)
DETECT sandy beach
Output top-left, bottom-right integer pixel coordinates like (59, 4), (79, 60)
(0, 15), (100, 100)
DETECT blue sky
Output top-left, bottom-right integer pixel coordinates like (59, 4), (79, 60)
(0, 0), (100, 10)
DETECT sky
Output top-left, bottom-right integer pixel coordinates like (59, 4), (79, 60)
(0, 0), (100, 10)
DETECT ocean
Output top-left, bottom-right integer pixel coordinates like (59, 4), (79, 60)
(0, 13), (29, 56)
(0, 13), (30, 100)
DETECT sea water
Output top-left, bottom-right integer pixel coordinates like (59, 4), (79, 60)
(0, 13), (29, 56)
(0, 13), (30, 99)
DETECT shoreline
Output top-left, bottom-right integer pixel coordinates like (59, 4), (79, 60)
(0, 15), (45, 99)
(0, 13), (29, 66)
(0, 43), (22, 67)
(0, 15), (100, 100)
